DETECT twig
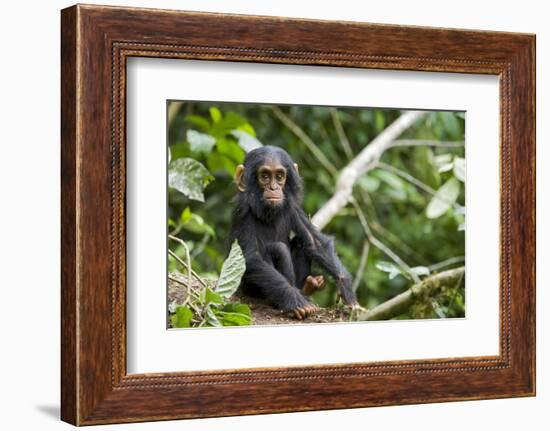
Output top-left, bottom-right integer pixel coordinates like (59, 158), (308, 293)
(272, 106), (338, 176)
(355, 267), (465, 321)
(168, 235), (208, 287)
(312, 111), (426, 229)
(428, 256), (465, 272)
(350, 197), (420, 283)
(390, 139), (464, 148)
(330, 108), (354, 161)
(352, 241), (369, 292)
(375, 161), (462, 209)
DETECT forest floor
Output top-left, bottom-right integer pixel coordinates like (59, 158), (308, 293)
(168, 273), (353, 326)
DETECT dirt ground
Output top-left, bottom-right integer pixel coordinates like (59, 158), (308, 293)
(168, 273), (352, 325)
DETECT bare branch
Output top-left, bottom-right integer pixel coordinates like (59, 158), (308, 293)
(390, 139), (464, 148)
(352, 241), (369, 292)
(355, 267), (465, 321)
(330, 108), (354, 161)
(350, 197), (420, 284)
(312, 111), (426, 229)
(168, 235), (208, 287)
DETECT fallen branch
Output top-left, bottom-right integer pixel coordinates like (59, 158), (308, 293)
(355, 266), (465, 321)
(312, 111), (427, 229)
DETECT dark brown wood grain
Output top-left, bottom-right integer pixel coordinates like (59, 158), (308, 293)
(61, 4), (536, 426)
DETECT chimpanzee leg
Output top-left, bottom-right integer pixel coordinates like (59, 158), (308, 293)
(290, 237), (312, 288)
(266, 242), (297, 287)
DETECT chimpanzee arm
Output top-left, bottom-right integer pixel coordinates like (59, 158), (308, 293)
(292, 209), (358, 305)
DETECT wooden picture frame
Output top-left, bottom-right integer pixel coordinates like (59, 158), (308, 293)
(61, 4), (535, 425)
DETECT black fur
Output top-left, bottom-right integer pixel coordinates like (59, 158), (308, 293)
(228, 146), (358, 312)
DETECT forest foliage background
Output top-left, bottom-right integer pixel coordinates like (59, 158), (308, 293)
(167, 101), (466, 326)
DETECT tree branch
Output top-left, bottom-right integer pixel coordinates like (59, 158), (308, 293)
(354, 266), (465, 321)
(312, 111), (427, 229)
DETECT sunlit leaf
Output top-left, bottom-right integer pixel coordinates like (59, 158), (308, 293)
(216, 240), (246, 298)
(168, 158), (214, 202)
(375, 261), (402, 280)
(209, 107), (222, 123)
(426, 177), (460, 219)
(187, 130), (216, 155)
(230, 129), (263, 152)
(453, 157), (466, 182)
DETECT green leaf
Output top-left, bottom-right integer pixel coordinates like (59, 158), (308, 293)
(223, 302), (252, 316)
(203, 287), (223, 305)
(453, 157), (466, 182)
(230, 129), (263, 152)
(187, 130), (216, 155)
(216, 138), (246, 163)
(209, 107), (222, 123)
(426, 177), (460, 219)
(375, 261), (402, 280)
(219, 311), (252, 326)
(180, 207), (192, 223)
(180, 212), (215, 237)
(216, 240), (246, 298)
(237, 123), (256, 137)
(206, 152), (237, 176)
(357, 174), (380, 192)
(170, 306), (193, 328)
(168, 158), (214, 202)
(185, 114), (210, 131)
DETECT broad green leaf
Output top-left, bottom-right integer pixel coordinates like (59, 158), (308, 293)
(216, 240), (246, 298)
(230, 129), (263, 152)
(453, 157), (466, 182)
(187, 130), (216, 155)
(219, 311), (252, 326)
(170, 306), (193, 328)
(168, 158), (214, 202)
(426, 177), (460, 219)
(209, 107), (222, 123)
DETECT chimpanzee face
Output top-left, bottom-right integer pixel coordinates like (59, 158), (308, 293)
(257, 161), (287, 206)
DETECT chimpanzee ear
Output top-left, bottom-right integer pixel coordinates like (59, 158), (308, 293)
(235, 164), (246, 192)
(293, 163), (299, 175)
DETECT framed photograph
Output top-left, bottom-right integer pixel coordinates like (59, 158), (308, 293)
(61, 4), (535, 425)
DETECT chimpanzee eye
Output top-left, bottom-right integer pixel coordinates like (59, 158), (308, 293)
(276, 173), (284, 181)
(261, 172), (270, 180)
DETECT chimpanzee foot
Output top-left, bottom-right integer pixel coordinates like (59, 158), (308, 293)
(292, 303), (320, 320)
(302, 275), (325, 296)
